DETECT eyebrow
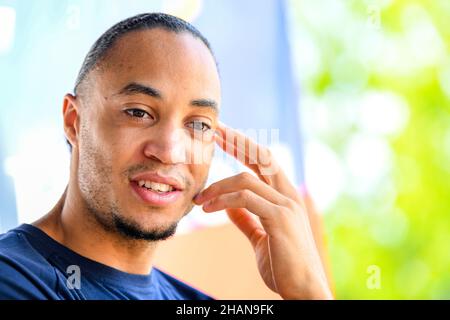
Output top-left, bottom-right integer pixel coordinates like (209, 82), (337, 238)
(191, 98), (218, 112)
(117, 82), (162, 98)
(117, 82), (219, 113)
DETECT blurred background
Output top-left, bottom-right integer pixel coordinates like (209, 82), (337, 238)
(0, 0), (449, 299)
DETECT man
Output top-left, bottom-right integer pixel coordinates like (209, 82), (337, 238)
(0, 13), (332, 299)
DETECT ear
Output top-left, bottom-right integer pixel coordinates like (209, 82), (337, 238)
(63, 93), (80, 150)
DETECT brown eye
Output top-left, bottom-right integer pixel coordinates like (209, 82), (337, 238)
(125, 108), (153, 119)
(187, 120), (211, 132)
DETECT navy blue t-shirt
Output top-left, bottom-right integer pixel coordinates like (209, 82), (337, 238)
(0, 224), (213, 300)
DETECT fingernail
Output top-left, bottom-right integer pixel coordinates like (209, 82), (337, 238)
(193, 193), (203, 204)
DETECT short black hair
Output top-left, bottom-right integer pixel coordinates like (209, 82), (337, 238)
(74, 12), (214, 95)
(67, 12), (216, 152)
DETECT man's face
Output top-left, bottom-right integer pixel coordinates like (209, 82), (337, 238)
(73, 29), (221, 240)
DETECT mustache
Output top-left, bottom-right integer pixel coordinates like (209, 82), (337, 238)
(123, 163), (191, 189)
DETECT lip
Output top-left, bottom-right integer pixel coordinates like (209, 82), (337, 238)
(129, 172), (184, 206)
(130, 172), (184, 191)
(130, 181), (182, 206)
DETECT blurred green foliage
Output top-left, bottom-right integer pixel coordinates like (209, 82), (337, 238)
(289, 0), (450, 298)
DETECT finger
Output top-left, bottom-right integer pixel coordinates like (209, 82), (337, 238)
(226, 208), (266, 248)
(215, 124), (276, 173)
(194, 172), (292, 208)
(202, 189), (282, 222)
(215, 122), (303, 206)
(215, 131), (301, 204)
(215, 123), (280, 183)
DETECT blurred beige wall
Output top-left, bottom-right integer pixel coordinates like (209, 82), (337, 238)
(153, 222), (281, 300)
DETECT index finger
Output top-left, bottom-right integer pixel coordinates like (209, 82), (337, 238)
(215, 122), (303, 204)
(214, 122), (280, 184)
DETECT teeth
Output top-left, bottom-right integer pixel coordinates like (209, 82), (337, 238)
(138, 180), (174, 192)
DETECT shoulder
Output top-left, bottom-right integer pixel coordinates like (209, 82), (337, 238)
(0, 227), (58, 299)
(152, 267), (214, 300)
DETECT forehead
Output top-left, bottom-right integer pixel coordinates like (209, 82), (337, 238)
(94, 28), (221, 101)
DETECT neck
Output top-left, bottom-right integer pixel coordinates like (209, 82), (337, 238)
(33, 184), (158, 275)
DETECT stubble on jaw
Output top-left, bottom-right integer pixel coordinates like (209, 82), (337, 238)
(76, 123), (211, 244)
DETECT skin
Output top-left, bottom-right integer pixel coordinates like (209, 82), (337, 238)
(34, 28), (332, 299)
(195, 124), (332, 299)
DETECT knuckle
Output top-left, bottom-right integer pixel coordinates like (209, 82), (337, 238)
(237, 189), (249, 198)
(237, 189), (251, 204)
(259, 146), (272, 161)
(238, 172), (254, 184)
(262, 146), (272, 157)
(284, 198), (299, 211)
(277, 205), (292, 220)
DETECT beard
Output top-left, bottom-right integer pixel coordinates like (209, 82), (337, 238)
(77, 130), (201, 243)
(80, 179), (182, 242)
(112, 213), (178, 241)
(79, 161), (187, 242)
(92, 204), (179, 241)
(77, 122), (208, 242)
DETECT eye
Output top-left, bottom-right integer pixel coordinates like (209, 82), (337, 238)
(186, 120), (212, 132)
(124, 108), (154, 120)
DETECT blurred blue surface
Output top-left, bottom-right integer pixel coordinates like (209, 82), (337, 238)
(0, 0), (302, 232)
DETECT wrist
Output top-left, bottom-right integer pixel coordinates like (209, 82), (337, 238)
(280, 277), (333, 300)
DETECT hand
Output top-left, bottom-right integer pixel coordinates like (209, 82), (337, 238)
(194, 122), (333, 300)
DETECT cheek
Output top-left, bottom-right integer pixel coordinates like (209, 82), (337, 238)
(78, 140), (115, 206)
(186, 139), (214, 190)
(186, 137), (215, 166)
(99, 123), (138, 167)
(80, 128), (129, 188)
(189, 162), (212, 191)
(201, 141), (215, 163)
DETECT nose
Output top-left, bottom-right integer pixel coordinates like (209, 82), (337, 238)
(143, 121), (188, 164)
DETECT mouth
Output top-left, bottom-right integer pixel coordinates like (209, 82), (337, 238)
(136, 180), (178, 193)
(129, 173), (184, 206)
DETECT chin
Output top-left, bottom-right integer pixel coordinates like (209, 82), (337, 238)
(131, 202), (188, 224)
(112, 211), (179, 241)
